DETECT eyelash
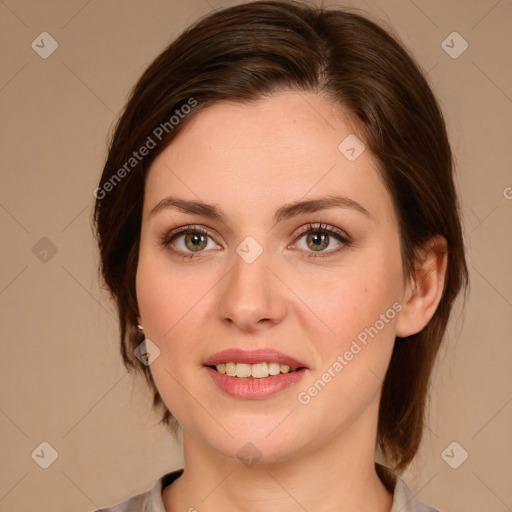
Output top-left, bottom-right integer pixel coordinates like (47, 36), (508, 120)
(159, 223), (352, 260)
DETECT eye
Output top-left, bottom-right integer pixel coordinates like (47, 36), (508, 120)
(160, 225), (220, 259)
(160, 222), (351, 260)
(290, 223), (351, 258)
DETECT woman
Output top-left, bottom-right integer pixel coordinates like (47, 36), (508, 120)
(93, 1), (468, 510)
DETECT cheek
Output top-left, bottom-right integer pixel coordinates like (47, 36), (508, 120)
(292, 250), (404, 353)
(136, 247), (211, 344)
(135, 252), (209, 425)
(292, 245), (403, 411)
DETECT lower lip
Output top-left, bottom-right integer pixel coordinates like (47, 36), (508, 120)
(205, 366), (307, 399)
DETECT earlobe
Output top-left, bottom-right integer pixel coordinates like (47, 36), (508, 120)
(395, 235), (448, 338)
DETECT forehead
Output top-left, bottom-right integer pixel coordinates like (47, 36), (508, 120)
(160, 92), (361, 166)
(143, 92), (395, 226)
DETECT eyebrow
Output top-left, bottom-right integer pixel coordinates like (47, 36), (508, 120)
(149, 194), (370, 224)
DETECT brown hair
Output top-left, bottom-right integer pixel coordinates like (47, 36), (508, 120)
(93, 0), (468, 471)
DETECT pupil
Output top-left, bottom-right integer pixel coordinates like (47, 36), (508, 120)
(309, 232), (328, 251)
(187, 233), (206, 251)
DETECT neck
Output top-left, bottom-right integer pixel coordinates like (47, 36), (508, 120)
(163, 402), (393, 512)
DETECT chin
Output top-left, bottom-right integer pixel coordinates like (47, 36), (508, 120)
(196, 416), (314, 466)
(218, 437), (303, 466)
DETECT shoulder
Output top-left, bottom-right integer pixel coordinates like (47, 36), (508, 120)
(376, 463), (442, 512)
(93, 491), (146, 512)
(392, 474), (441, 512)
(92, 468), (184, 512)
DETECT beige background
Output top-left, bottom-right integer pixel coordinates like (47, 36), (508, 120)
(1, 0), (511, 510)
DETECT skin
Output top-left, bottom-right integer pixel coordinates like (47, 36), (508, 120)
(135, 92), (447, 512)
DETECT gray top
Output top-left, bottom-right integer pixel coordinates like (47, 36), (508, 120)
(94, 464), (440, 512)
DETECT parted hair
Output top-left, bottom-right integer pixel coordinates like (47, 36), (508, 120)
(93, 0), (468, 471)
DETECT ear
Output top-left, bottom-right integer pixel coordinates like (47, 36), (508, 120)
(395, 235), (448, 337)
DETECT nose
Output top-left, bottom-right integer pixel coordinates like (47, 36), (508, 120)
(217, 245), (287, 333)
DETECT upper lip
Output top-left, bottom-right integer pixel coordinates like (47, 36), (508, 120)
(204, 348), (308, 369)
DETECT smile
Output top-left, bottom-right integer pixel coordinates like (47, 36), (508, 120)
(203, 348), (308, 399)
(212, 362), (301, 378)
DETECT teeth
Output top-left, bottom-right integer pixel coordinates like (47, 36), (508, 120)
(251, 362), (269, 378)
(225, 362), (236, 377)
(235, 363), (251, 378)
(214, 362), (299, 378)
(268, 362), (280, 375)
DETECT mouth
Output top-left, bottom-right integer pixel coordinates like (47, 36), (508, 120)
(209, 361), (303, 378)
(203, 348), (308, 398)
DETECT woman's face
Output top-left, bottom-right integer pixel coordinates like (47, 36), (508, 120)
(136, 92), (407, 463)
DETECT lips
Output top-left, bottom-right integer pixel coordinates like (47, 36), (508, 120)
(203, 348), (307, 369)
(203, 348), (308, 399)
